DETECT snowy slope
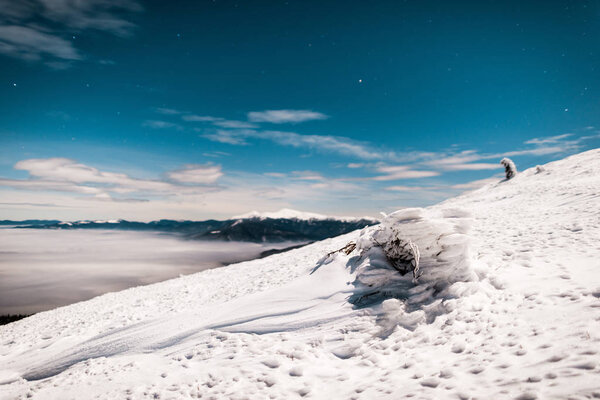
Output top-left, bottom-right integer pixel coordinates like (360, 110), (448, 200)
(1, 149), (600, 400)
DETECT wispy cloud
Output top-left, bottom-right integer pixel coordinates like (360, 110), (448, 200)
(370, 165), (440, 180)
(182, 115), (222, 122)
(167, 164), (223, 184)
(524, 133), (573, 145)
(424, 150), (498, 171)
(247, 109), (329, 124)
(384, 185), (429, 192)
(290, 171), (325, 181)
(495, 146), (569, 157)
(201, 130), (250, 145)
(0, 0), (142, 66)
(0, 25), (81, 62)
(261, 170), (325, 181)
(142, 120), (183, 130)
(256, 130), (383, 159)
(179, 113), (257, 128)
(202, 151), (231, 158)
(0, 158), (221, 202)
(490, 132), (584, 158)
(199, 128), (386, 160)
(435, 162), (499, 171)
(157, 108), (377, 159)
(212, 120), (258, 129)
(155, 107), (183, 115)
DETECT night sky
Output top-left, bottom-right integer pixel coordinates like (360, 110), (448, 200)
(1, 0), (599, 220)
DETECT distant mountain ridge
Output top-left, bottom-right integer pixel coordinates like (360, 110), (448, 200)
(232, 208), (371, 222)
(0, 220), (60, 226)
(8, 211), (379, 243)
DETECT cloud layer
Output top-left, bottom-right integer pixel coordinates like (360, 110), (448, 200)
(1, 158), (222, 202)
(2, 115), (594, 220)
(0, 0), (142, 66)
(247, 110), (328, 124)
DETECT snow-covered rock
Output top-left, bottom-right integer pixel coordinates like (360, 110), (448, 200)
(1, 149), (600, 399)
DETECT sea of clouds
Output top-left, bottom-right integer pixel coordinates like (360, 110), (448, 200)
(0, 228), (292, 315)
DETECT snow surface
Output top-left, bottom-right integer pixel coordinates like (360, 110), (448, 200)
(1, 149), (600, 399)
(232, 208), (375, 222)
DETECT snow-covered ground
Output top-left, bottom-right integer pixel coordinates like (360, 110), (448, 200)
(1, 149), (599, 399)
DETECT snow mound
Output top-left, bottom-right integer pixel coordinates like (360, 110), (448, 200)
(315, 207), (479, 333)
(352, 207), (475, 302)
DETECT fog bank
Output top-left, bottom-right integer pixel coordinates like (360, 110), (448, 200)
(0, 229), (296, 315)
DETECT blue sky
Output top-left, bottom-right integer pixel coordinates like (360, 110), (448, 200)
(1, 0), (599, 220)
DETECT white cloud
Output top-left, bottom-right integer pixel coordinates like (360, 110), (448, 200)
(371, 165), (440, 180)
(0, 0), (142, 65)
(255, 130), (384, 160)
(0, 25), (80, 62)
(212, 120), (258, 129)
(142, 120), (183, 130)
(179, 113), (257, 129)
(167, 164), (223, 184)
(424, 150), (498, 171)
(201, 130), (250, 145)
(182, 115), (222, 122)
(580, 132), (600, 141)
(155, 108), (183, 115)
(3, 158), (222, 203)
(199, 128), (385, 160)
(425, 150), (480, 165)
(488, 132), (583, 158)
(384, 185), (427, 192)
(202, 151), (231, 158)
(525, 133), (573, 145)
(436, 162), (499, 171)
(261, 171), (325, 181)
(496, 146), (570, 157)
(347, 163), (365, 168)
(0, 177), (107, 196)
(247, 109), (328, 124)
(290, 171), (325, 181)
(263, 172), (287, 178)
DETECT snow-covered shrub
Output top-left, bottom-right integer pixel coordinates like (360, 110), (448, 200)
(349, 208), (477, 315)
(368, 223), (421, 278)
(500, 157), (517, 180)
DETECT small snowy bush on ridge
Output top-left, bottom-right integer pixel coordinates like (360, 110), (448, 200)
(500, 157), (517, 180)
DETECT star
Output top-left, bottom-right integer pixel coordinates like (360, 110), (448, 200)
(358, 79), (362, 83)
(12, 83), (17, 87)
